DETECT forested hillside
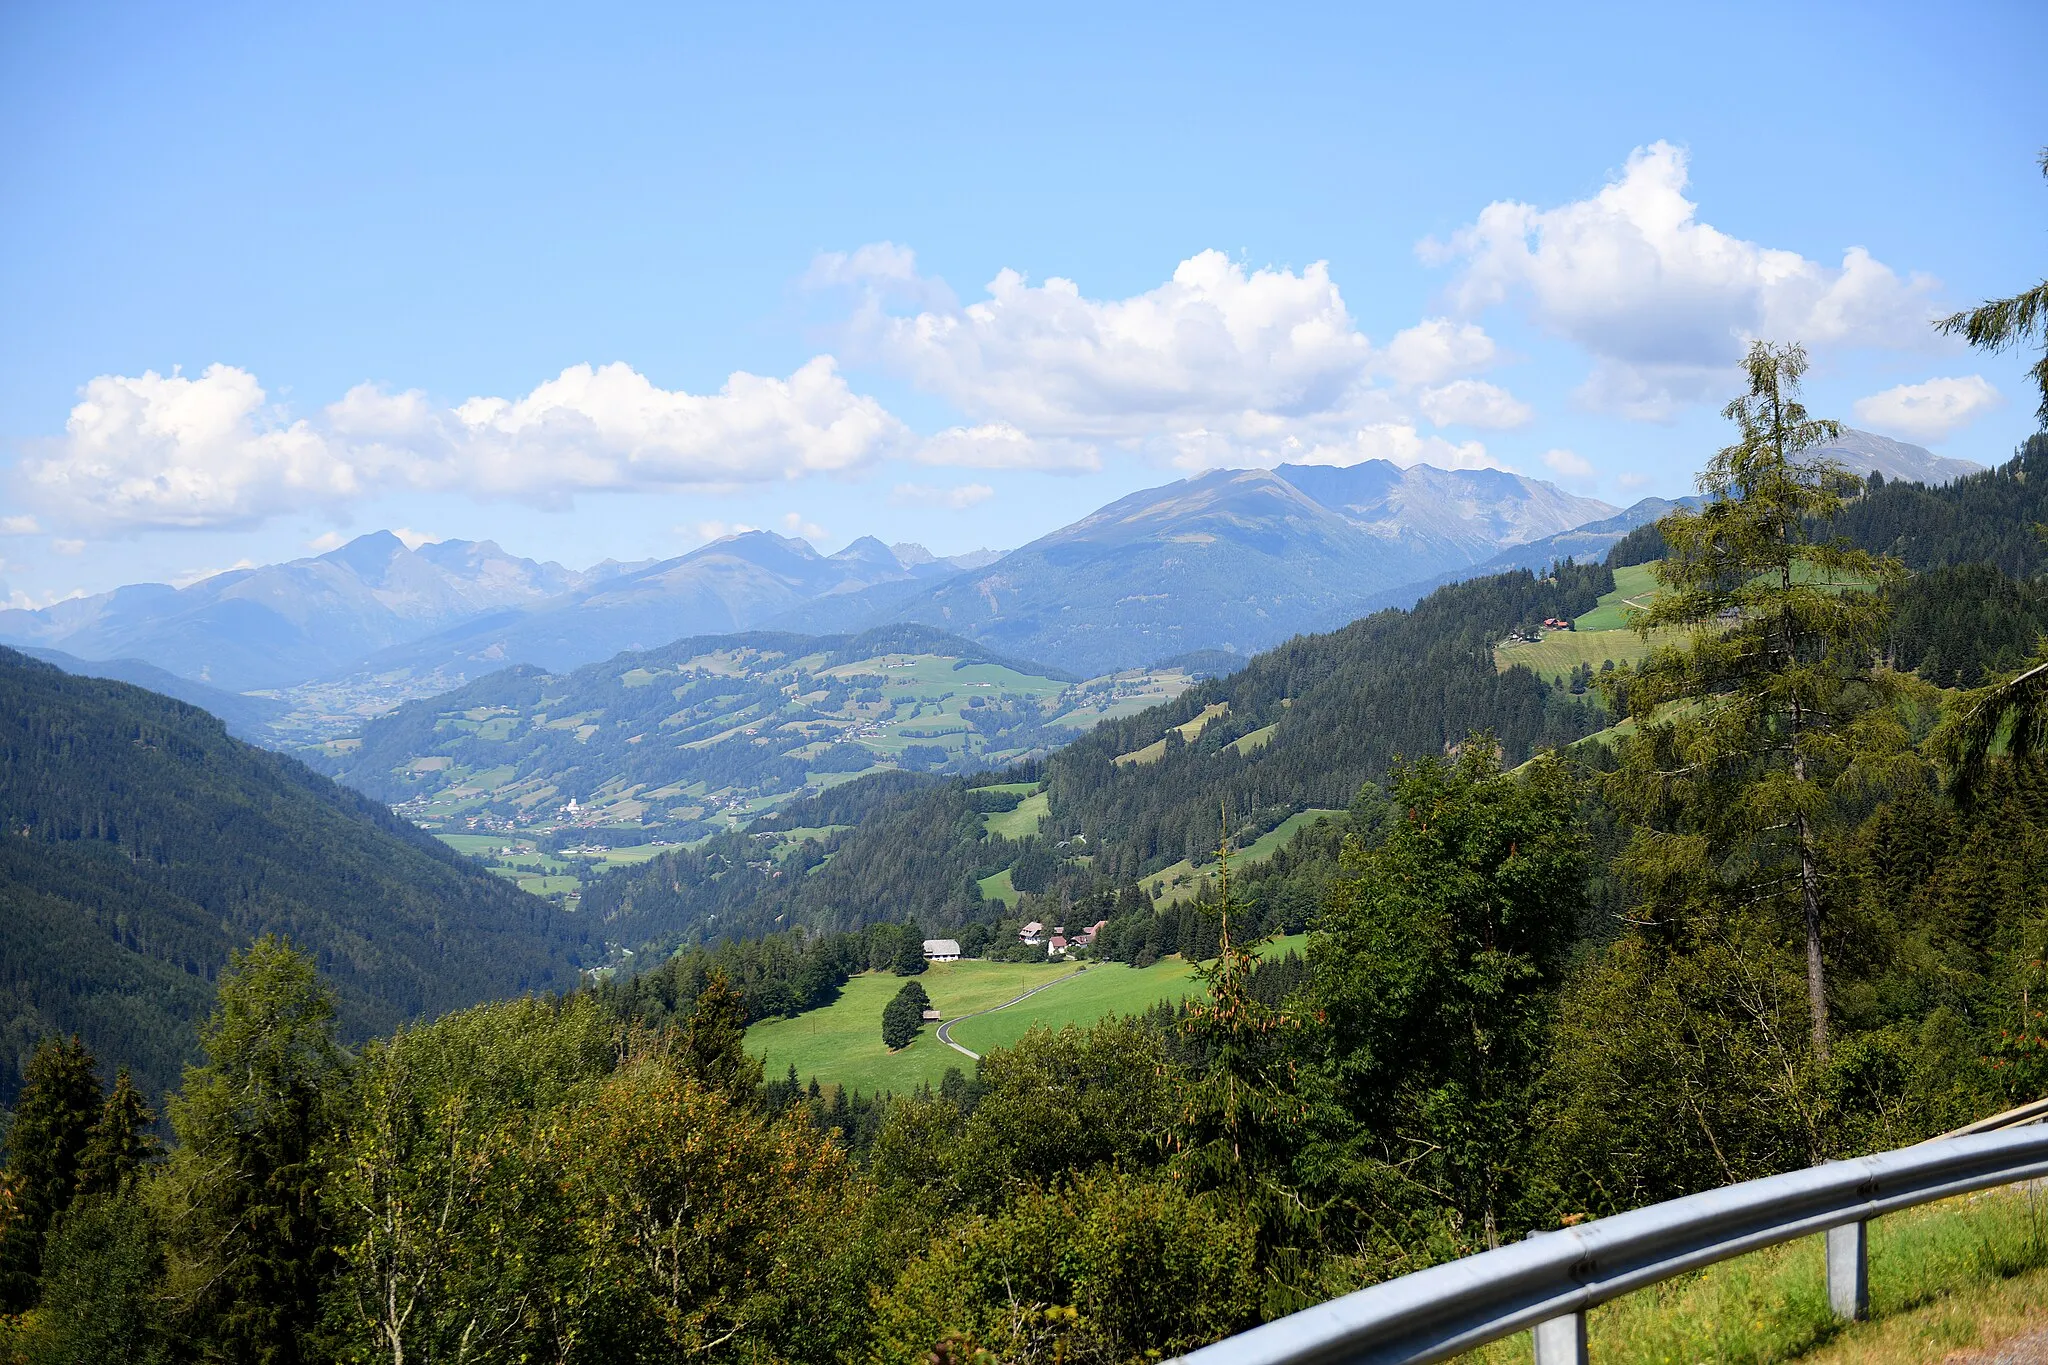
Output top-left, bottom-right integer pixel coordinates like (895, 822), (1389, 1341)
(315, 624), (1183, 845)
(588, 434), (2048, 960)
(0, 650), (587, 1102)
(586, 562), (1613, 947)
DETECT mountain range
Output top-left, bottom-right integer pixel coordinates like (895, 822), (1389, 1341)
(0, 430), (1981, 723)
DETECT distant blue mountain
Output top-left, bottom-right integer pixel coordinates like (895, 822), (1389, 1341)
(773, 460), (1617, 677)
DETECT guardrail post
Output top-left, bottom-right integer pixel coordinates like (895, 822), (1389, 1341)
(1826, 1221), (1868, 1320)
(1532, 1311), (1587, 1365)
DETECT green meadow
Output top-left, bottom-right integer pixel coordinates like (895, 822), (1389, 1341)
(747, 935), (1309, 1094)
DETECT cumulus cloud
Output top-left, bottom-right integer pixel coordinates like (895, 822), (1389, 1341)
(1427, 141), (1940, 419)
(1287, 423), (1502, 473)
(1418, 379), (1533, 430)
(0, 516), (43, 535)
(828, 246), (1528, 471)
(20, 358), (909, 532)
(852, 248), (1376, 437)
(1542, 448), (1595, 479)
(1852, 375), (2001, 444)
(892, 482), (995, 509)
(1381, 319), (1499, 387)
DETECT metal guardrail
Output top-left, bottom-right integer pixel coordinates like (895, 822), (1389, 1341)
(1171, 1124), (2048, 1365)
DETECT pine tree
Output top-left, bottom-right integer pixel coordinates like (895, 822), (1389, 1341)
(0, 1035), (103, 1309)
(1607, 340), (1913, 1059)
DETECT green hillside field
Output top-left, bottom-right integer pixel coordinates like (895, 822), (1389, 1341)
(746, 935), (1308, 1095)
(1140, 810), (1342, 905)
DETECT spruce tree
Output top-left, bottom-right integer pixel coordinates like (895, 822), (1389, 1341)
(163, 937), (343, 1364)
(1607, 340), (1912, 1060)
(0, 1035), (103, 1309)
(893, 922), (928, 976)
(681, 969), (763, 1104)
(76, 1070), (160, 1198)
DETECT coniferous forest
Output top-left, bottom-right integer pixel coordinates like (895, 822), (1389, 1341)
(7, 368), (2048, 1360)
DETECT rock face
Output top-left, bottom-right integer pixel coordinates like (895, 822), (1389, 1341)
(819, 461), (1616, 677)
(1816, 428), (1986, 486)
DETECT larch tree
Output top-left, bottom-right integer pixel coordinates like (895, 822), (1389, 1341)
(1607, 340), (1913, 1061)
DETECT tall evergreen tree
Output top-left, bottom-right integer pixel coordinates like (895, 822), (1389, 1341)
(163, 937), (343, 1365)
(1609, 340), (1911, 1059)
(76, 1069), (160, 1198)
(0, 1035), (103, 1309)
(681, 969), (763, 1105)
(893, 922), (929, 976)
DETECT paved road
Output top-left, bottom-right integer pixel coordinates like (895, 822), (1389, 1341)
(934, 967), (1087, 1061)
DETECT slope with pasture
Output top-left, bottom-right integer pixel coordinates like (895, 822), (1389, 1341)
(319, 623), (1191, 846)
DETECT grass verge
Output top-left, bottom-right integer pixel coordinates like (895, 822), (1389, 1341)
(1457, 1183), (2048, 1365)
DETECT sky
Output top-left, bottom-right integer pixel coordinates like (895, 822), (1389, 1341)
(2, 0), (2044, 605)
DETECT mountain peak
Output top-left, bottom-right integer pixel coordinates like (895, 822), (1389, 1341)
(1817, 428), (1986, 485)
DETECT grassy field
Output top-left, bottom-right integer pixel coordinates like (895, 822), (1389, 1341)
(1574, 561), (1663, 631)
(947, 934), (1308, 1055)
(747, 935), (1309, 1094)
(1457, 1183), (2048, 1365)
(976, 866), (1019, 907)
(1495, 627), (1672, 685)
(748, 960), (1075, 1095)
(983, 789), (1049, 840)
(1141, 810), (1342, 906)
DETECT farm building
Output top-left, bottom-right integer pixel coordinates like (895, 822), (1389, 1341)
(922, 938), (961, 962)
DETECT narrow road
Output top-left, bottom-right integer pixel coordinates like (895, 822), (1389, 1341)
(934, 967), (1087, 1061)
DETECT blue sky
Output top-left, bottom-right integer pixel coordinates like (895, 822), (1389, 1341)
(2, 0), (2043, 603)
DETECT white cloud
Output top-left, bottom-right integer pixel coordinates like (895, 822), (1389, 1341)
(692, 520), (758, 542)
(391, 528), (438, 550)
(856, 248), (1376, 437)
(837, 247), (1534, 472)
(803, 241), (957, 310)
(1852, 375), (2001, 444)
(169, 557), (257, 589)
(1428, 141), (1939, 420)
(1418, 379), (1533, 429)
(51, 539), (86, 556)
(23, 365), (364, 531)
(1381, 319), (1499, 387)
(305, 531), (350, 551)
(19, 358), (909, 532)
(914, 422), (1101, 472)
(892, 482), (995, 509)
(0, 516), (42, 535)
(781, 512), (828, 541)
(1542, 448), (1595, 479)
(1288, 423), (1504, 473)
